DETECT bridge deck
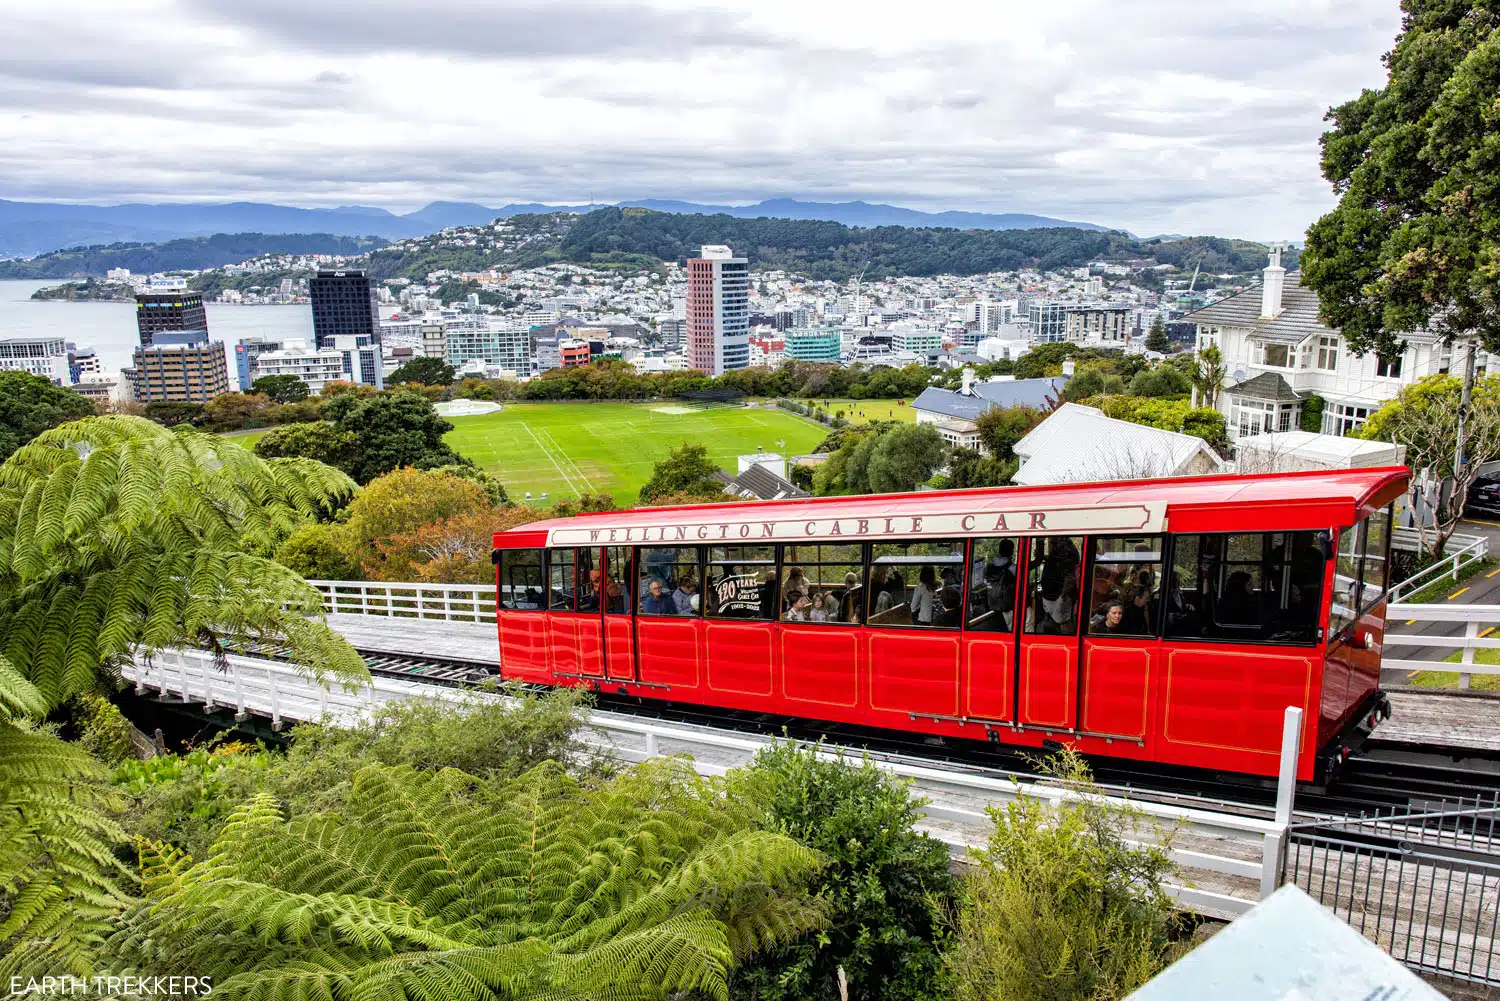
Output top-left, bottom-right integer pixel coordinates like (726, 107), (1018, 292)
(1378, 688), (1500, 755)
(327, 613), (496, 665)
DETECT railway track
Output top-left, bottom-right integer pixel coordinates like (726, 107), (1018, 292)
(346, 646), (1500, 821)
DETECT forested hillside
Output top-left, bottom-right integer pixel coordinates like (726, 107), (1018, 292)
(0, 232), (389, 278)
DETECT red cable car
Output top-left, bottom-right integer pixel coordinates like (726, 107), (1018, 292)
(491, 467), (1407, 782)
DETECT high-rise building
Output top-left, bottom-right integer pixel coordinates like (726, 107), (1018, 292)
(0, 335), (70, 384)
(1064, 305), (1132, 345)
(783, 327), (842, 363)
(126, 336), (230, 402)
(134, 291), (207, 347)
(1027, 303), (1084, 344)
(310, 270), (381, 351)
(685, 245), (749, 376)
(332, 335), (384, 390)
(234, 336), (284, 391)
(250, 339), (346, 396)
(444, 321), (530, 376)
(68, 344), (102, 383)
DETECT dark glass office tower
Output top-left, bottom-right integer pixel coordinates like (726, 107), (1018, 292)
(135, 291), (207, 347)
(310, 270), (381, 349)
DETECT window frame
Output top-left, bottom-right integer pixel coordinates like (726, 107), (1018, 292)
(966, 535), (1021, 634)
(498, 548), (545, 611)
(635, 544), (704, 618)
(1162, 531), (1326, 648)
(547, 548), (576, 612)
(1022, 535), (1085, 637)
(603, 546), (633, 615)
(863, 539), (967, 630)
(782, 542), (869, 627)
(1083, 534), (1165, 640)
(705, 544), (779, 621)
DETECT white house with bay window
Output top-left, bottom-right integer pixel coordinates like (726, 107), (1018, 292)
(1184, 246), (1466, 442)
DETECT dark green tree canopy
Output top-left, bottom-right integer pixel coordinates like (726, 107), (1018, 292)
(251, 373), (310, 404)
(0, 370), (95, 463)
(639, 442), (723, 502)
(389, 355), (457, 386)
(1302, 2), (1500, 355)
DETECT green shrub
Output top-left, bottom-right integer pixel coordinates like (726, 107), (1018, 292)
(945, 753), (1181, 1001)
(72, 692), (135, 766)
(733, 742), (956, 1001)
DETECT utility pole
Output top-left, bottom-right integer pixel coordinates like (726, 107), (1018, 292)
(1456, 338), (1477, 472)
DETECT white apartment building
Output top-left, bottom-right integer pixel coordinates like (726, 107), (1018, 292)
(252, 339), (346, 396)
(889, 323), (943, 362)
(1065, 305), (1132, 346)
(1187, 246), (1458, 441)
(0, 335), (70, 384)
(445, 320), (530, 375)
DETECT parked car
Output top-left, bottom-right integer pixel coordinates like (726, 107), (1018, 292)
(1466, 474), (1500, 517)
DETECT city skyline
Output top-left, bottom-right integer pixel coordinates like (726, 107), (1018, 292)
(1, 0), (1400, 240)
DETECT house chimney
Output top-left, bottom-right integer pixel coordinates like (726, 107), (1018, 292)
(1260, 241), (1288, 319)
(961, 366), (975, 395)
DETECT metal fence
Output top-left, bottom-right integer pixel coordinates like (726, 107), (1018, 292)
(309, 580), (497, 623)
(1388, 529), (1489, 603)
(1283, 794), (1500, 985)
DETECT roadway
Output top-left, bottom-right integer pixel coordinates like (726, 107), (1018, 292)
(1380, 518), (1500, 686)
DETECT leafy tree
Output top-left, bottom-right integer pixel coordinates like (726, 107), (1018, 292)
(430, 462), (509, 505)
(639, 442), (723, 503)
(861, 423), (946, 494)
(108, 759), (826, 1001)
(1191, 344), (1226, 409)
(1127, 365), (1190, 398)
(944, 447), (1017, 489)
(1360, 373), (1500, 554)
(372, 507), (539, 583)
(252, 420), (358, 470)
(1064, 366), (1106, 401)
(204, 392), (273, 430)
(390, 355), (457, 386)
(251, 374), (310, 404)
(1012, 342), (1081, 379)
(1300, 393), (1326, 433)
(1101, 373), (1127, 394)
(1180, 408), (1229, 451)
(552, 492), (617, 516)
(274, 523), (364, 580)
(1145, 316), (1171, 353)
(0, 416), (365, 976)
(1302, 3), (1500, 356)
(946, 754), (1179, 1000)
(341, 467), (493, 559)
(734, 743), (954, 1001)
(974, 406), (1044, 461)
(0, 370), (96, 462)
(332, 391), (470, 485)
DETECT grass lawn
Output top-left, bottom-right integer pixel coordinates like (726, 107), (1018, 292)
(798, 399), (916, 423)
(223, 429), (268, 449)
(443, 402), (828, 505)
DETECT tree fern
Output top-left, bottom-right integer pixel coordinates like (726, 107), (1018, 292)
(106, 760), (827, 1001)
(0, 416), (366, 707)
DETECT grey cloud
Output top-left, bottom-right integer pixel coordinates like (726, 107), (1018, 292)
(182, 0), (779, 58)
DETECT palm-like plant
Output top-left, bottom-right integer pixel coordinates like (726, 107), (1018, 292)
(108, 759), (827, 1001)
(0, 416), (367, 974)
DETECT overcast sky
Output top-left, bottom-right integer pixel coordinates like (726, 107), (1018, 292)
(0, 0), (1400, 239)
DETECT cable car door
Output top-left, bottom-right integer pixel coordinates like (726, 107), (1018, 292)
(602, 546), (638, 682)
(1016, 536), (1083, 731)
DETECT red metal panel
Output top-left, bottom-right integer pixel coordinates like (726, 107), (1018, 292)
(1320, 604), (1385, 745)
(1159, 644), (1317, 778)
(603, 615), (635, 681)
(547, 615), (580, 677)
(498, 612), (550, 683)
(868, 631), (960, 718)
(780, 624), (859, 707)
(576, 614), (605, 678)
(706, 622), (774, 697)
(1018, 636), (1077, 729)
(636, 617), (702, 690)
(963, 634), (1014, 721)
(1080, 641), (1154, 739)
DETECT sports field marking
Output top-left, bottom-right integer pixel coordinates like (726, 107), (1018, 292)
(538, 425), (593, 490)
(519, 422), (583, 498)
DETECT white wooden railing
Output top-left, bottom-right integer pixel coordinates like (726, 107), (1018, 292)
(309, 580), (497, 623)
(1388, 531), (1489, 603)
(1382, 603), (1500, 689)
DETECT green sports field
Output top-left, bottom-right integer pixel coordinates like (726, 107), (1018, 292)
(799, 399), (916, 423)
(444, 403), (828, 505)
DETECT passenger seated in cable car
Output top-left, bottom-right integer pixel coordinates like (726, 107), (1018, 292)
(641, 578), (675, 615)
(783, 588), (812, 621)
(671, 575), (697, 615)
(1090, 600), (1129, 634)
(605, 579), (625, 614)
(839, 571), (863, 623)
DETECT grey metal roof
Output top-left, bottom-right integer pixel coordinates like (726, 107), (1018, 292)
(911, 377), (1066, 420)
(1011, 403), (1223, 485)
(1225, 372), (1305, 403)
(720, 462), (810, 501)
(1180, 272), (1331, 344)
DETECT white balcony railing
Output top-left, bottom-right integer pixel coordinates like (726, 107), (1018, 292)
(309, 580), (497, 624)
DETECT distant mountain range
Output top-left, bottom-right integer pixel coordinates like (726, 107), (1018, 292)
(0, 197), (1113, 259)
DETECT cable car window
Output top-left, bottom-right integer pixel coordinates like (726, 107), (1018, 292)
(1330, 523), (1362, 639)
(1023, 536), (1083, 635)
(638, 546), (700, 616)
(783, 543), (864, 625)
(967, 537), (1019, 632)
(603, 546), (632, 614)
(1087, 536), (1163, 637)
(868, 540), (965, 628)
(706, 545), (777, 620)
(1359, 507), (1392, 608)
(548, 548), (575, 612)
(499, 549), (544, 610)
(1165, 532), (1323, 645)
(577, 548), (600, 612)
